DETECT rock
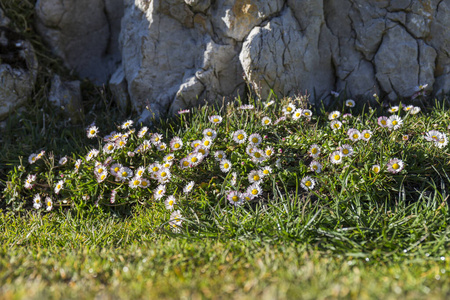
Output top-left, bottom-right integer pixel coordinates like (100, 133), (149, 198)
(109, 65), (130, 113)
(0, 17), (38, 121)
(49, 75), (84, 123)
(34, 0), (450, 115)
(35, 0), (123, 83)
(0, 7), (10, 26)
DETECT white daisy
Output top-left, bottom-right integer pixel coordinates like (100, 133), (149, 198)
(140, 178), (150, 188)
(191, 140), (202, 149)
(183, 181), (195, 194)
(156, 168), (171, 183)
(96, 171), (108, 183)
(154, 185), (166, 200)
(169, 210), (183, 228)
(261, 117), (272, 126)
(33, 194), (42, 209)
(260, 166), (272, 177)
(201, 137), (213, 149)
(117, 167), (133, 181)
(232, 130), (247, 144)
(45, 197), (53, 211)
(248, 170), (263, 184)
(170, 137), (183, 151)
(372, 164), (381, 173)
(309, 144), (321, 158)
(309, 161), (322, 173)
(165, 196), (176, 210)
(151, 133), (163, 145)
(388, 106), (399, 113)
(157, 142), (167, 151)
(378, 116), (389, 128)
(220, 159), (232, 173)
(387, 115), (403, 130)
(137, 126), (148, 138)
(214, 151), (226, 161)
(121, 120), (134, 129)
(115, 138), (127, 149)
(300, 176), (315, 191)
(248, 133), (262, 146)
(264, 146), (274, 157)
(328, 111), (341, 120)
(387, 158), (404, 173)
(340, 144), (354, 157)
(246, 183), (262, 199)
(202, 128), (217, 140)
(187, 153), (203, 167)
(28, 153), (38, 164)
(227, 191), (244, 206)
(410, 106), (421, 115)
(135, 166), (146, 178)
(302, 109), (312, 117)
(330, 120), (342, 130)
(87, 126), (99, 138)
(209, 115), (223, 124)
(103, 142), (115, 154)
(345, 99), (355, 107)
(86, 149), (99, 161)
(54, 180), (64, 194)
(282, 103), (296, 115)
(330, 151), (343, 164)
(361, 130), (373, 141)
(110, 163), (123, 177)
(348, 129), (361, 141)
(292, 109), (303, 120)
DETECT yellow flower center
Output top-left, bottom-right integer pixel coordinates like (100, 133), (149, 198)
(253, 175), (260, 181)
(122, 172), (128, 177)
(334, 123), (340, 128)
(252, 137), (259, 143)
(373, 167), (379, 173)
(213, 118), (219, 123)
(191, 157), (198, 163)
(101, 175), (106, 180)
(332, 114), (337, 119)
(334, 155), (341, 161)
(381, 120), (386, 125)
(343, 149), (349, 155)
(304, 112), (310, 116)
(183, 161), (189, 167)
(254, 152), (261, 158)
(305, 181), (312, 187)
(251, 189), (258, 195)
(141, 181), (148, 187)
(232, 196), (239, 202)
(313, 165), (318, 170)
(264, 120), (269, 124)
(114, 167), (120, 172)
(153, 167), (159, 172)
(158, 190), (163, 194)
(237, 134), (244, 140)
(90, 130), (95, 134)
(169, 200), (174, 206)
(194, 143), (200, 147)
(161, 172), (167, 177)
(204, 140), (210, 146)
(312, 148), (318, 154)
(133, 180), (140, 186)
(207, 132), (212, 136)
(392, 163), (400, 170)
(224, 163), (229, 169)
(108, 145), (114, 150)
(287, 107), (292, 112)
(155, 137), (159, 142)
(174, 143), (180, 148)
(36, 199), (40, 203)
(218, 154), (223, 159)
(47, 201), (51, 206)
(263, 170), (269, 175)
(97, 168), (103, 173)
(392, 120), (398, 125)
(364, 133), (370, 139)
(353, 134), (359, 139)
(57, 184), (61, 189)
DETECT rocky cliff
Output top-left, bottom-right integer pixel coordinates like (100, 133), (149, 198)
(35, 0), (450, 118)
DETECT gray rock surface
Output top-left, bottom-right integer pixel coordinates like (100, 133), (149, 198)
(34, 0), (450, 116)
(0, 9), (38, 120)
(35, 0), (123, 83)
(49, 75), (84, 123)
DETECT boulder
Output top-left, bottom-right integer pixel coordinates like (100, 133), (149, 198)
(0, 13), (38, 121)
(49, 75), (84, 123)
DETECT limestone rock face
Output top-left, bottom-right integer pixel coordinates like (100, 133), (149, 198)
(35, 0), (123, 83)
(0, 10), (38, 120)
(35, 0), (450, 117)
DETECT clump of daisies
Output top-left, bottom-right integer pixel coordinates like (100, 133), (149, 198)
(4, 94), (449, 232)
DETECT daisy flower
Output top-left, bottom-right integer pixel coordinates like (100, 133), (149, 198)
(274, 116), (286, 125)
(340, 144), (354, 157)
(96, 171), (108, 183)
(388, 106), (399, 113)
(331, 91), (340, 97)
(37, 150), (45, 160)
(45, 197), (53, 211)
(248, 170), (263, 184)
(242, 193), (252, 202)
(179, 158), (191, 169)
(110, 163), (123, 177)
(115, 138), (127, 149)
(95, 164), (107, 176)
(282, 103), (296, 115)
(87, 126), (99, 138)
(103, 142), (115, 154)
(165, 196), (176, 210)
(345, 99), (355, 107)
(169, 210), (183, 228)
(424, 130), (443, 142)
(378, 116), (389, 127)
(261, 117), (272, 126)
(191, 140), (202, 149)
(387, 115), (403, 130)
(252, 149), (266, 163)
(28, 153), (38, 164)
(232, 130), (247, 144)
(117, 167), (133, 181)
(157, 142), (167, 151)
(248, 133), (262, 146)
(292, 109), (303, 120)
(54, 180), (64, 194)
(220, 159), (232, 173)
(415, 83), (428, 92)
(246, 145), (255, 156)
(154, 185), (166, 200)
(162, 161), (173, 169)
(137, 126), (148, 138)
(183, 181), (195, 194)
(121, 120), (133, 129)
(328, 111), (341, 120)
(230, 172), (237, 186)
(227, 191), (244, 206)
(74, 159), (82, 173)
(140, 178), (150, 188)
(214, 151), (226, 161)
(302, 109), (312, 117)
(110, 190), (117, 204)
(361, 130), (372, 141)
(203, 128), (217, 140)
(348, 129), (361, 141)
(301, 176), (315, 191)
(386, 158), (404, 173)
(135, 166), (146, 178)
(264, 100), (275, 108)
(201, 137), (213, 148)
(170, 137), (183, 151)
(260, 166), (272, 177)
(410, 106), (421, 115)
(403, 105), (414, 112)
(209, 115), (223, 124)
(309, 144), (321, 158)
(156, 168), (171, 183)
(372, 164), (381, 173)
(195, 146), (209, 157)
(264, 146), (274, 157)
(246, 183), (262, 199)
(24, 174), (36, 189)
(330, 120), (342, 130)
(309, 160), (322, 173)
(435, 134), (448, 148)
(151, 133), (163, 145)
(33, 194), (42, 209)
(330, 151), (343, 164)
